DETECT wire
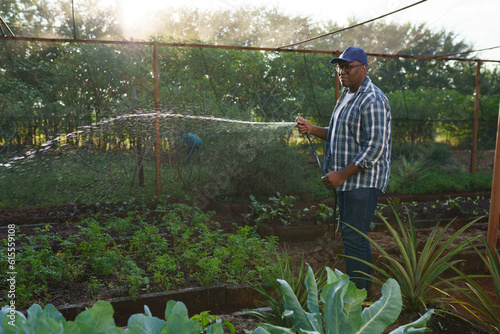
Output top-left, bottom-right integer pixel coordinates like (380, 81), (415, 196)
(438, 45), (500, 58)
(279, 0), (428, 49)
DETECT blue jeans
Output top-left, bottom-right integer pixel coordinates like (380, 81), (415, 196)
(337, 188), (381, 289)
(185, 144), (201, 165)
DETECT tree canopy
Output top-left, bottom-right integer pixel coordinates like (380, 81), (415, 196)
(0, 1), (499, 154)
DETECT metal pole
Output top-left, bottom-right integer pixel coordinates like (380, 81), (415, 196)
(153, 42), (161, 197)
(471, 60), (481, 173)
(486, 101), (500, 254)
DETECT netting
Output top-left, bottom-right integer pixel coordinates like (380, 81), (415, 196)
(0, 108), (313, 207)
(0, 41), (499, 208)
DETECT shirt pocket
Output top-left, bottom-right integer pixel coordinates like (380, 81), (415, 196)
(341, 105), (362, 143)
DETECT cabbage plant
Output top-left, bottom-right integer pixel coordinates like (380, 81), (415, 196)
(0, 300), (234, 334)
(251, 265), (433, 334)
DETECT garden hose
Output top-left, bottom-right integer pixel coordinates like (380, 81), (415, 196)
(297, 123), (324, 176)
(305, 132), (325, 177)
(298, 123), (339, 237)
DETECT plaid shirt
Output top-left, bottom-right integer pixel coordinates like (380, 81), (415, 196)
(324, 77), (392, 192)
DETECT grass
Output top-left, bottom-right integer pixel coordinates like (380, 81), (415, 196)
(0, 139), (493, 210)
(386, 171), (492, 195)
(0, 153), (160, 208)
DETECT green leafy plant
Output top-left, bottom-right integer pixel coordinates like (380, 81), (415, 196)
(105, 211), (145, 237)
(7, 225), (66, 309)
(317, 203), (334, 221)
(250, 193), (298, 225)
(63, 219), (119, 276)
(118, 259), (149, 301)
(148, 253), (184, 291)
(192, 256), (221, 286)
(84, 276), (105, 303)
(128, 223), (169, 261)
(223, 225), (276, 281)
(251, 264), (434, 334)
(349, 205), (482, 312)
(0, 300), (234, 334)
(269, 192), (297, 224)
(191, 310), (235, 334)
(247, 250), (328, 327)
(391, 155), (430, 191)
(249, 195), (271, 221)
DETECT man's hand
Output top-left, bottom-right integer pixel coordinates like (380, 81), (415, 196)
(321, 171), (345, 189)
(321, 163), (363, 189)
(296, 117), (328, 140)
(295, 117), (312, 134)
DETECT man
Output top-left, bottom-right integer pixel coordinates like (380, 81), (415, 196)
(296, 46), (391, 297)
(182, 132), (202, 165)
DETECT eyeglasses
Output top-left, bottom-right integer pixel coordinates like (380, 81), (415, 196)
(336, 64), (364, 73)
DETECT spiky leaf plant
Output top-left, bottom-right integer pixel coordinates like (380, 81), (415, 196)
(345, 205), (482, 311)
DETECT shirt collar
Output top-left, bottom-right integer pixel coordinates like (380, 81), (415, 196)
(341, 76), (371, 95)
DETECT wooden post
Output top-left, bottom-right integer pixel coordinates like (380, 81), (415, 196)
(471, 60), (481, 174)
(153, 42), (161, 198)
(334, 51), (341, 102)
(486, 101), (500, 254)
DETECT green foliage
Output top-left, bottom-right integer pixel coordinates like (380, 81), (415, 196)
(251, 264), (434, 334)
(445, 237), (500, 333)
(250, 193), (298, 225)
(247, 250), (327, 327)
(128, 224), (169, 261)
(106, 212), (146, 237)
(199, 124), (310, 198)
(315, 204), (336, 223)
(390, 155), (430, 190)
(148, 254), (184, 291)
(63, 219), (120, 276)
(192, 257), (222, 286)
(391, 141), (453, 166)
(188, 225), (278, 285)
(0, 300), (234, 334)
(0, 204), (278, 308)
(351, 206), (482, 312)
(386, 170), (492, 194)
(9, 225), (66, 309)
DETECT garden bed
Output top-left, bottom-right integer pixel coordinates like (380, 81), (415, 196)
(56, 284), (264, 327)
(0, 191), (496, 333)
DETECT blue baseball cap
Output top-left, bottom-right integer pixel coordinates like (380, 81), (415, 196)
(330, 47), (368, 66)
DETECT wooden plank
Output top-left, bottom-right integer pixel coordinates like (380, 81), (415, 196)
(486, 101), (500, 254)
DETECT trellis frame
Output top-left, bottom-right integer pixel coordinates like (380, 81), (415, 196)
(1, 35), (499, 252)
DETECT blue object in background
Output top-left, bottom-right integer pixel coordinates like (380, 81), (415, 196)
(182, 133), (202, 165)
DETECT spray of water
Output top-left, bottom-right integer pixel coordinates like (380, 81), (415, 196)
(0, 110), (311, 207)
(0, 111), (297, 167)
